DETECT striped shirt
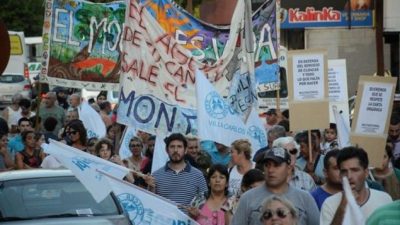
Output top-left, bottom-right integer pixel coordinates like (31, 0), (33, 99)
(367, 200), (400, 225)
(153, 161), (207, 208)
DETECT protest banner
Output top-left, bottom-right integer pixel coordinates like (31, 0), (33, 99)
(78, 101), (106, 139)
(196, 70), (267, 156)
(117, 0), (279, 136)
(328, 59), (351, 131)
(41, 0), (125, 90)
(151, 134), (168, 173)
(118, 126), (136, 160)
(287, 49), (329, 131)
(350, 75), (397, 167)
(42, 140), (130, 202)
(258, 45), (289, 111)
(100, 171), (199, 225)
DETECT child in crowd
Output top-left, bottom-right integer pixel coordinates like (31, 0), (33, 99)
(322, 123), (338, 153)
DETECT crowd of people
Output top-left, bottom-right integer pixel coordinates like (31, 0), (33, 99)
(0, 90), (400, 225)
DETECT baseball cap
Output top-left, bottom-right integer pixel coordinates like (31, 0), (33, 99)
(266, 109), (277, 115)
(263, 147), (291, 164)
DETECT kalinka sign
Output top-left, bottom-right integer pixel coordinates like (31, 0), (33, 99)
(280, 0), (374, 28)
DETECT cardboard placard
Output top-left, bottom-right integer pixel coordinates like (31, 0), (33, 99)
(287, 49), (329, 131)
(350, 75), (397, 168)
(328, 59), (350, 130)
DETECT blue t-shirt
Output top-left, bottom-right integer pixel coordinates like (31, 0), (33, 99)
(8, 135), (24, 155)
(200, 140), (231, 166)
(310, 186), (332, 210)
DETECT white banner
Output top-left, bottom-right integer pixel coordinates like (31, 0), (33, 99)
(78, 101), (107, 139)
(342, 177), (366, 225)
(151, 134), (168, 174)
(119, 126), (137, 160)
(42, 140), (129, 202)
(333, 106), (351, 149)
(196, 70), (267, 155)
(102, 171), (199, 225)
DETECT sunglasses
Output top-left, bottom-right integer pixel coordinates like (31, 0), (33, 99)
(262, 208), (290, 220)
(288, 148), (298, 155)
(66, 130), (78, 136)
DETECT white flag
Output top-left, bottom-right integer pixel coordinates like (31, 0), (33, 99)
(118, 126), (136, 160)
(151, 135), (168, 174)
(196, 70), (267, 155)
(101, 171), (199, 225)
(42, 140), (129, 202)
(342, 176), (366, 225)
(333, 106), (351, 148)
(78, 101), (106, 139)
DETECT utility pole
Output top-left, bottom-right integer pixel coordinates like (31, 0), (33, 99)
(375, 0), (384, 76)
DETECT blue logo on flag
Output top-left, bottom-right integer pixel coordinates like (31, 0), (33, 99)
(247, 126), (267, 147)
(205, 91), (228, 119)
(117, 193), (145, 224)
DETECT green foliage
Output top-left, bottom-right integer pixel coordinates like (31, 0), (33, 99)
(0, 0), (45, 36)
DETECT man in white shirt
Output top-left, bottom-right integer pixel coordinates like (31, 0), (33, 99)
(320, 146), (392, 225)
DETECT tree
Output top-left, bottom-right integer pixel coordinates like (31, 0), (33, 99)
(0, 0), (44, 36)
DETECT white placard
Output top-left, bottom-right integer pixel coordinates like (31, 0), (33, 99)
(328, 59), (348, 102)
(292, 54), (325, 101)
(355, 82), (393, 135)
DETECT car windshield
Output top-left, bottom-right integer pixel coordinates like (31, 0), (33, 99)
(0, 75), (25, 83)
(0, 176), (120, 221)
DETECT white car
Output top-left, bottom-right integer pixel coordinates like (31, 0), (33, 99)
(0, 169), (132, 225)
(0, 73), (32, 109)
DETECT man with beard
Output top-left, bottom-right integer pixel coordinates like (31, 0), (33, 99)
(311, 150), (342, 209)
(150, 133), (207, 212)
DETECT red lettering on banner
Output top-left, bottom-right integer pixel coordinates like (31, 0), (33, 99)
(123, 27), (143, 48)
(165, 61), (195, 84)
(171, 43), (189, 65)
(121, 52), (159, 86)
(156, 34), (172, 55)
(128, 0), (146, 30)
(164, 82), (185, 103)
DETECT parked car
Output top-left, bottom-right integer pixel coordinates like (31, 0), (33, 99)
(0, 73), (32, 109)
(0, 169), (132, 225)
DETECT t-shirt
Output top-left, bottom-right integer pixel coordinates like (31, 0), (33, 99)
(311, 186), (332, 210)
(367, 200), (400, 225)
(152, 162), (208, 211)
(229, 165), (254, 196)
(231, 184), (320, 225)
(320, 189), (393, 225)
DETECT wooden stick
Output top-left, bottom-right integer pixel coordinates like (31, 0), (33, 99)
(308, 130), (313, 163)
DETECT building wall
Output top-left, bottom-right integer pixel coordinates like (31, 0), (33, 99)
(305, 28), (391, 97)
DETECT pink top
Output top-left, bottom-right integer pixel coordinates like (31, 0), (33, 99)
(196, 204), (225, 225)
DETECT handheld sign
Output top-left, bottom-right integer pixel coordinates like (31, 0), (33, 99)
(350, 75), (397, 167)
(287, 49), (329, 131)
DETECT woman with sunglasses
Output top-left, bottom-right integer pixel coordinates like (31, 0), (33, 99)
(15, 130), (45, 169)
(188, 164), (229, 225)
(260, 195), (298, 225)
(273, 137), (316, 192)
(123, 136), (150, 186)
(64, 119), (87, 151)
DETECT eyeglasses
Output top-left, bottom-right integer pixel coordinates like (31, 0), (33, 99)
(288, 148), (298, 155)
(129, 144), (141, 148)
(66, 130), (78, 136)
(262, 208), (290, 221)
